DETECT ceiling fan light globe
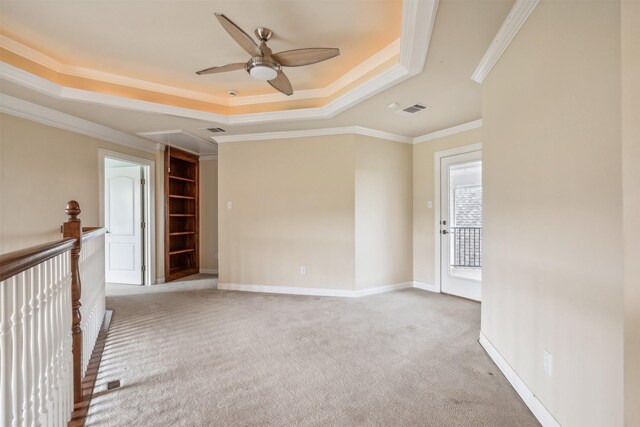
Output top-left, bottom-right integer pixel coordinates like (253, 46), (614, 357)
(249, 65), (278, 81)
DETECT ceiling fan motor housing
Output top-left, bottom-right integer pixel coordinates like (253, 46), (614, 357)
(255, 27), (273, 42)
(246, 57), (280, 81)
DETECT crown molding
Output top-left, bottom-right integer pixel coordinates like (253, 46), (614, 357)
(0, 34), (398, 108)
(401, 0), (439, 74)
(0, 35), (229, 106)
(214, 120), (481, 145)
(413, 119), (482, 144)
(0, 93), (158, 153)
(214, 126), (412, 144)
(471, 0), (540, 84)
(0, 0), (439, 126)
(0, 93), (156, 153)
(1, 88), (482, 149)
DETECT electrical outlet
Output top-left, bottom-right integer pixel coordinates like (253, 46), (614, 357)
(543, 350), (553, 376)
(300, 266), (307, 275)
(227, 201), (232, 210)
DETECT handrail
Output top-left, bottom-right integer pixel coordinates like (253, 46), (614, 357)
(82, 226), (108, 242)
(0, 237), (76, 282)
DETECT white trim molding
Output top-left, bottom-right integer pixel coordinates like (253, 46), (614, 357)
(0, 0), (439, 126)
(217, 282), (413, 298)
(199, 269), (219, 275)
(98, 149), (157, 287)
(412, 281), (440, 293)
(479, 333), (562, 427)
(413, 120), (482, 144)
(215, 120), (482, 145)
(0, 93), (157, 153)
(471, 0), (540, 84)
(214, 126), (412, 144)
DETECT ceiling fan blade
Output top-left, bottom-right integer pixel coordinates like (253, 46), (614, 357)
(214, 13), (260, 57)
(268, 71), (293, 96)
(272, 48), (340, 67)
(196, 62), (246, 75)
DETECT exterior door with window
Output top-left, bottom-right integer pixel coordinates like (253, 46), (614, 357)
(440, 151), (482, 301)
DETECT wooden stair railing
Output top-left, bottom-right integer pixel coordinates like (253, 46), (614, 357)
(0, 200), (107, 426)
(62, 201), (84, 405)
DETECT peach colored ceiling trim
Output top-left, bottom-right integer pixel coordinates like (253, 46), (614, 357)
(0, 34), (399, 107)
(0, 0), (439, 125)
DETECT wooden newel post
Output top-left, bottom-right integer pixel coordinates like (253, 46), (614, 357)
(63, 200), (83, 404)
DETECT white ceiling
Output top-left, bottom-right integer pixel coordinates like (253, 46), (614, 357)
(0, 0), (514, 153)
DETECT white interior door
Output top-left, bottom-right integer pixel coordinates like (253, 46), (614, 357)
(105, 165), (143, 284)
(440, 151), (482, 300)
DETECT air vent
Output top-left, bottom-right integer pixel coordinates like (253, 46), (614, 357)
(396, 103), (430, 116)
(206, 127), (226, 133)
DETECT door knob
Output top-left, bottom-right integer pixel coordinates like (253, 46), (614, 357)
(441, 230), (448, 235)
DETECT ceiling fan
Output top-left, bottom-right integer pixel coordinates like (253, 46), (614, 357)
(196, 13), (340, 96)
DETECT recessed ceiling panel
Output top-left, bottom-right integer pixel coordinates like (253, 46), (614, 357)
(0, 0), (402, 97)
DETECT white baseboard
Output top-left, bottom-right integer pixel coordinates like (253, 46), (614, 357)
(217, 282), (412, 298)
(412, 281), (440, 293)
(479, 333), (561, 427)
(156, 277), (165, 284)
(199, 269), (218, 275)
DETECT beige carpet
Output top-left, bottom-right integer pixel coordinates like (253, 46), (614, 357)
(86, 276), (539, 426)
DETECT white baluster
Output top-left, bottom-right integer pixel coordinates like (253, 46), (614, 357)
(11, 275), (24, 427)
(1, 279), (14, 426)
(45, 258), (55, 427)
(36, 262), (48, 426)
(31, 265), (42, 427)
(55, 254), (64, 427)
(21, 270), (34, 426)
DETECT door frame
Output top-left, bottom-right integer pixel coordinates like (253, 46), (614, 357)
(98, 149), (156, 285)
(433, 143), (482, 294)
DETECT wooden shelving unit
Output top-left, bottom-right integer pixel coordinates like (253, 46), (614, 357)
(164, 146), (199, 282)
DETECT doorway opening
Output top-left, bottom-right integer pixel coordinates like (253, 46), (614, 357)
(99, 150), (155, 285)
(434, 145), (482, 301)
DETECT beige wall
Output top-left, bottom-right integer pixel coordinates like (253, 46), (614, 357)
(482, 2), (623, 426)
(355, 136), (412, 288)
(200, 158), (218, 272)
(412, 127), (482, 286)
(622, 1), (640, 424)
(218, 135), (357, 289)
(218, 134), (414, 290)
(0, 113), (158, 253)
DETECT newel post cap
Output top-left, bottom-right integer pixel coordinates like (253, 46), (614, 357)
(65, 200), (81, 220)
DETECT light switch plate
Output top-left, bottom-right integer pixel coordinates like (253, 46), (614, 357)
(427, 201), (433, 209)
(227, 201), (232, 210)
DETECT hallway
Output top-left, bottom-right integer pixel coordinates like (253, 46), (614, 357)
(85, 277), (538, 426)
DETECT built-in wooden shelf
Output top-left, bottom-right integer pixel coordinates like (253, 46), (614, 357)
(165, 147), (199, 282)
(169, 175), (195, 183)
(169, 248), (196, 255)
